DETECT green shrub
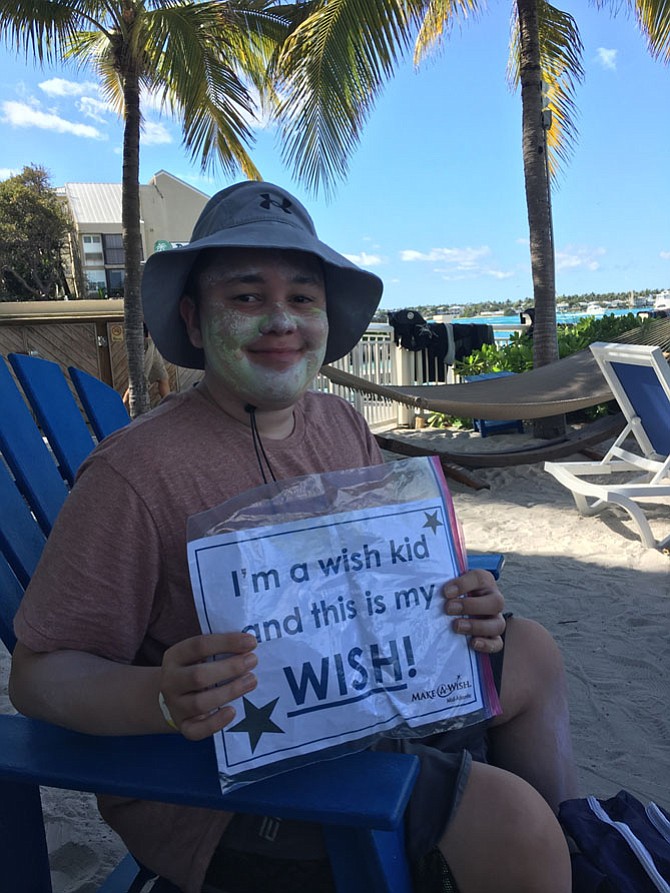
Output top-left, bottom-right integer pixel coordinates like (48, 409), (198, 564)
(454, 312), (642, 377)
(454, 334), (533, 376)
(431, 313), (644, 428)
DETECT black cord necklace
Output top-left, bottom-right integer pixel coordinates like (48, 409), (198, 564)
(244, 403), (277, 484)
(198, 384), (278, 485)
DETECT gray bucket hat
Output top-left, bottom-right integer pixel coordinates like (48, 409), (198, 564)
(142, 181), (383, 368)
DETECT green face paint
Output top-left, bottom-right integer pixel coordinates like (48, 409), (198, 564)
(195, 250), (328, 411)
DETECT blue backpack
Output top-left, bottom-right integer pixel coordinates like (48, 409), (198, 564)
(559, 790), (670, 893)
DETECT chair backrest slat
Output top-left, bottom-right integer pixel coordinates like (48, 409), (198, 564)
(0, 358), (68, 534)
(0, 554), (23, 653)
(0, 459), (47, 592)
(68, 366), (130, 440)
(9, 353), (95, 486)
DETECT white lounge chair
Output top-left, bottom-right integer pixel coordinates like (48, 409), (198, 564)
(545, 342), (670, 549)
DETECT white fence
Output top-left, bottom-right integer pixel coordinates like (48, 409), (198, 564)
(314, 323), (521, 431)
(314, 326), (399, 430)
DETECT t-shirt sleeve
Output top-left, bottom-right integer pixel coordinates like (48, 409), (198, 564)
(362, 417), (384, 465)
(14, 455), (162, 663)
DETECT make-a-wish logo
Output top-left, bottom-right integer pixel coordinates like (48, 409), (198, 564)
(411, 675), (472, 702)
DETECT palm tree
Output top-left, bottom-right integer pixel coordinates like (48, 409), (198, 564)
(272, 0), (670, 434)
(0, 1), (288, 415)
(514, 0), (582, 436)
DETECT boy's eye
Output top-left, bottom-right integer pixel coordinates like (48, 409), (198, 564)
(293, 290), (326, 305)
(231, 293), (259, 304)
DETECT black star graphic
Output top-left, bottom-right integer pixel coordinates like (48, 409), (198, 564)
(227, 697), (285, 753)
(423, 511), (444, 534)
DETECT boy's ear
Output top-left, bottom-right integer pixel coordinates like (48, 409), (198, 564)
(180, 295), (203, 349)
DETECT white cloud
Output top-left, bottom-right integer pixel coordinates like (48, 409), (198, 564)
(556, 245), (605, 273)
(362, 236), (383, 250)
(141, 120), (173, 146)
(38, 77), (100, 97)
(1, 100), (105, 139)
(487, 269), (515, 280)
(78, 96), (113, 123)
(141, 89), (166, 113)
(344, 251), (384, 267)
(400, 246), (491, 267)
(0, 168), (19, 180)
(400, 245), (515, 281)
(660, 250), (670, 261)
(596, 48), (617, 71)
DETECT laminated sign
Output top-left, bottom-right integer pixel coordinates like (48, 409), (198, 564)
(187, 457), (499, 789)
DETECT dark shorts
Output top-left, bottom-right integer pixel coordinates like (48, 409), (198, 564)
(203, 847), (458, 893)
(202, 635), (509, 893)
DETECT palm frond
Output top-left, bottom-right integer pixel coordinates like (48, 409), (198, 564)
(179, 93), (263, 180)
(65, 30), (126, 114)
(629, 0), (670, 62)
(508, 1), (584, 181)
(0, 0), (86, 63)
(192, 0), (292, 119)
(414, 0), (484, 66)
(141, 2), (274, 176)
(273, 0), (420, 196)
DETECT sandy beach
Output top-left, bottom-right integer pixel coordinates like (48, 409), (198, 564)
(1, 428), (669, 891)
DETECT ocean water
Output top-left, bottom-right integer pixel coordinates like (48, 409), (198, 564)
(453, 307), (652, 328)
(449, 307), (656, 342)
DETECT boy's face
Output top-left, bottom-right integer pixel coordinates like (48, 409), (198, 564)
(181, 248), (328, 411)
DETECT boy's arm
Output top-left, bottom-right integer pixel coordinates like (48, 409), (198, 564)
(10, 642), (166, 734)
(9, 631), (258, 738)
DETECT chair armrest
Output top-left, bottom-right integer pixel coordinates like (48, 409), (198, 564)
(0, 714), (418, 830)
(467, 552), (505, 579)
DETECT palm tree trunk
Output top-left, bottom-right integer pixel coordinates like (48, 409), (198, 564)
(121, 67), (150, 417)
(517, 0), (565, 438)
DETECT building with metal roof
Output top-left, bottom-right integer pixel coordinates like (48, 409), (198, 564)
(60, 170), (209, 299)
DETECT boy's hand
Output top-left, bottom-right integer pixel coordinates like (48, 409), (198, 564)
(443, 570), (506, 653)
(159, 632), (258, 739)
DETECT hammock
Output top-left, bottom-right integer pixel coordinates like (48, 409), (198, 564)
(374, 412), (627, 470)
(321, 317), (670, 422)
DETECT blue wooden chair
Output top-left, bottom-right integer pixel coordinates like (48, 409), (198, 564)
(463, 372), (525, 438)
(9, 352), (97, 486)
(0, 354), (421, 893)
(0, 353), (503, 892)
(0, 710), (418, 893)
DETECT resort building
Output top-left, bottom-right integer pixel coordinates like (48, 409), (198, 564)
(58, 170), (209, 299)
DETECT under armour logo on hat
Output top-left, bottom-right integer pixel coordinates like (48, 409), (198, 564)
(259, 193), (292, 214)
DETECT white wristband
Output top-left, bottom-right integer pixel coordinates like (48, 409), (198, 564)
(158, 691), (178, 730)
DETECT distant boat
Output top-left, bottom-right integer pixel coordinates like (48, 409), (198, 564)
(654, 291), (670, 311)
(585, 302), (606, 315)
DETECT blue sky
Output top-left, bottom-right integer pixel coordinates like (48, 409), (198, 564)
(1, 2), (668, 310)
